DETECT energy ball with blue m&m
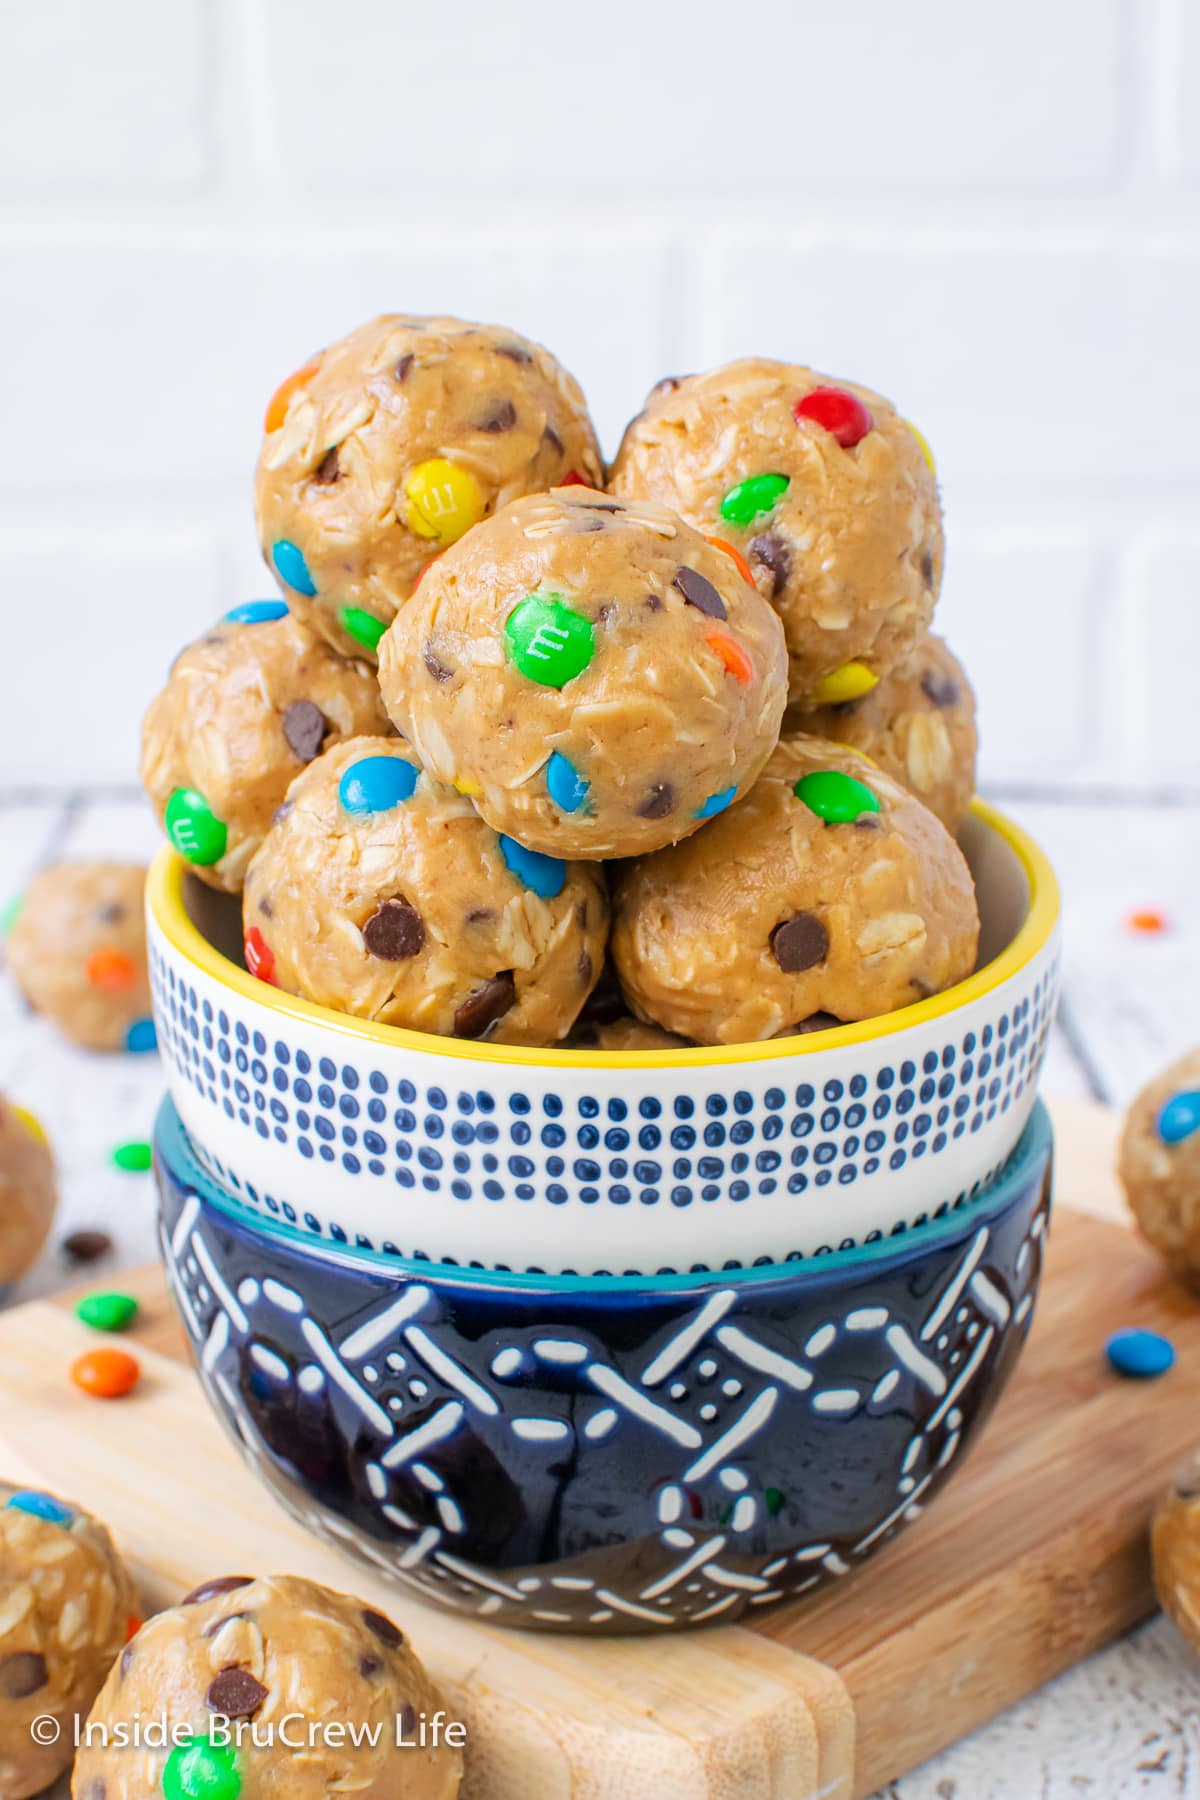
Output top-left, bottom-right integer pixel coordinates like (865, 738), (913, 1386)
(1, 1478), (138, 1800)
(378, 488), (788, 858)
(0, 1096), (56, 1293)
(5, 862), (155, 1052)
(254, 314), (603, 660)
(609, 359), (943, 708)
(71, 1573), (461, 1800)
(243, 738), (607, 1045)
(612, 736), (979, 1045)
(1119, 1048), (1200, 1290)
(141, 605), (392, 893)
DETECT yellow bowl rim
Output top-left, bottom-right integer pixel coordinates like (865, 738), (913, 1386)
(147, 798), (1060, 1072)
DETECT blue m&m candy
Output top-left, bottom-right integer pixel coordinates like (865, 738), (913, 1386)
(125, 1018), (158, 1055)
(6, 1490), (73, 1526)
(271, 540), (317, 598)
(694, 786), (736, 821)
(499, 836), (566, 899)
(1106, 1327), (1175, 1380)
(546, 751), (589, 815)
(1158, 1091), (1200, 1146)
(224, 599), (289, 625)
(338, 757), (419, 816)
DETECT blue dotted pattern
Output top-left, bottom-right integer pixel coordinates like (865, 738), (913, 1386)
(150, 944), (1059, 1267)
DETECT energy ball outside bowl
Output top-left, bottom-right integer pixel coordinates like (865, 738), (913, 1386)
(255, 314), (603, 660)
(243, 738), (608, 1047)
(609, 359), (943, 708)
(5, 862), (154, 1053)
(1153, 1447), (1200, 1658)
(1, 1480), (139, 1800)
(141, 603), (393, 894)
(0, 1096), (56, 1291)
(612, 736), (980, 1046)
(71, 1573), (461, 1800)
(377, 488), (788, 859)
(1119, 1048), (1200, 1289)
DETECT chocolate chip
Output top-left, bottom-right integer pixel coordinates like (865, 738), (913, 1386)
(61, 1229), (112, 1263)
(181, 1576), (253, 1607)
(363, 901), (425, 961)
(542, 423), (563, 454)
(495, 343), (532, 365)
(575, 961), (626, 1029)
(921, 668), (960, 708)
(792, 1011), (841, 1035)
(312, 446), (340, 484)
(85, 1781), (107, 1800)
(477, 399), (517, 433)
(1, 1653), (47, 1698)
(394, 353), (414, 382)
(771, 912), (829, 973)
(919, 547), (935, 589)
(578, 950), (593, 986)
(399, 1703), (417, 1736)
(576, 501), (624, 514)
(95, 902), (125, 925)
(259, 896), (274, 919)
(576, 900), (589, 930)
(454, 972), (517, 1039)
(673, 566), (727, 620)
(201, 1610), (252, 1639)
(855, 814), (883, 830)
(423, 644), (453, 683)
(272, 800), (294, 826)
(645, 594), (663, 612)
(362, 1608), (404, 1648)
(635, 783), (674, 820)
(465, 907), (495, 925)
(120, 1643), (135, 1678)
(359, 1655), (383, 1680)
(206, 1666), (269, 1719)
(749, 531), (791, 598)
(651, 374), (688, 396)
(282, 699), (327, 762)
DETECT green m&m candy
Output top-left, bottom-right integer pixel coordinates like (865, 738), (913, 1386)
(794, 769), (881, 824)
(339, 605), (387, 654)
(505, 594), (594, 688)
(75, 1291), (139, 1332)
(719, 472), (790, 529)
(162, 1737), (241, 1800)
(165, 789), (228, 867)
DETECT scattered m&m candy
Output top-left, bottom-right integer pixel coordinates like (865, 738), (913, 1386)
(338, 755), (419, 816)
(795, 387), (873, 448)
(719, 472), (790, 530)
(1158, 1091), (1200, 1147)
(1106, 1327), (1175, 1380)
(165, 788), (228, 868)
(795, 769), (881, 824)
(112, 1140), (152, 1173)
(6, 1490), (73, 1525)
(71, 1346), (141, 1399)
(499, 836), (566, 899)
(403, 458), (485, 544)
(1126, 907), (1169, 936)
(76, 1291), (139, 1333)
(163, 1734), (242, 1800)
(506, 595), (595, 688)
(810, 660), (879, 707)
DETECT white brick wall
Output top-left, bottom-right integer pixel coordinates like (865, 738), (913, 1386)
(0, 0), (1194, 795)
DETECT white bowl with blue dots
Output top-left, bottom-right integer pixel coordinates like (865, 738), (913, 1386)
(146, 799), (1060, 1276)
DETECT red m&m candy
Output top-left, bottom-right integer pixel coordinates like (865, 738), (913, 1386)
(244, 927), (276, 986)
(795, 387), (873, 448)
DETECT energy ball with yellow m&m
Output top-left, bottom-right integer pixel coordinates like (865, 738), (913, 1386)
(5, 862), (155, 1053)
(72, 1574), (461, 1800)
(612, 737), (979, 1046)
(0, 1095), (56, 1294)
(784, 635), (978, 832)
(254, 315), (603, 659)
(378, 489), (788, 858)
(243, 737), (608, 1045)
(609, 359), (943, 707)
(141, 604), (392, 893)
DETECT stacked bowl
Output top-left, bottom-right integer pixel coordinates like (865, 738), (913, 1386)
(148, 797), (1059, 1633)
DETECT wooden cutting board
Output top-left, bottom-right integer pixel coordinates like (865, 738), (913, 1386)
(1, 1099), (1196, 1800)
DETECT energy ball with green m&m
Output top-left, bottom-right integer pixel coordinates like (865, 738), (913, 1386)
(254, 314), (603, 659)
(243, 737), (607, 1045)
(609, 359), (943, 708)
(378, 488), (788, 859)
(1119, 1048), (1200, 1290)
(72, 1573), (461, 1800)
(2, 1479), (138, 1800)
(5, 862), (155, 1053)
(612, 736), (979, 1046)
(141, 603), (392, 893)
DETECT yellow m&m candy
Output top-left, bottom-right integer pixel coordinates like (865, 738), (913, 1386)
(403, 459), (485, 545)
(906, 420), (937, 479)
(811, 660), (879, 706)
(12, 1105), (47, 1147)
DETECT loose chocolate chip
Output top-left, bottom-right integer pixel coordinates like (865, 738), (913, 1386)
(120, 1643), (135, 1678)
(673, 566), (727, 620)
(635, 783), (674, 820)
(62, 1229), (112, 1264)
(181, 1576), (254, 1607)
(312, 446), (340, 485)
(578, 950), (593, 986)
(477, 399), (517, 433)
(792, 1011), (842, 1035)
(495, 343), (532, 365)
(1, 1652), (48, 1698)
(206, 1666), (269, 1719)
(394, 353), (414, 382)
(282, 699), (328, 762)
(362, 1608), (404, 1648)
(771, 912), (829, 973)
(542, 423), (563, 454)
(363, 901), (425, 961)
(919, 547), (935, 589)
(749, 531), (791, 598)
(359, 1655), (383, 1680)
(423, 644), (453, 683)
(454, 971), (517, 1040)
(921, 668), (960, 708)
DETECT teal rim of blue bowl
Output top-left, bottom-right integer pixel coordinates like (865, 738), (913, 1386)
(156, 1095), (1052, 1296)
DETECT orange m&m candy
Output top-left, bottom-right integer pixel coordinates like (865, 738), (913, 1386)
(85, 949), (138, 992)
(70, 1347), (140, 1399)
(706, 630), (755, 686)
(125, 1614), (143, 1642)
(264, 357), (322, 435)
(704, 535), (756, 589)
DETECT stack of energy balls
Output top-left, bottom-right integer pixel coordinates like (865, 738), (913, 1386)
(141, 314), (982, 1051)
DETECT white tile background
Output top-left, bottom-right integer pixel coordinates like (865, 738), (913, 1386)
(0, 0), (1196, 794)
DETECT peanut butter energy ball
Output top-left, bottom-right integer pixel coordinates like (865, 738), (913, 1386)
(784, 635), (977, 832)
(1153, 1447), (1200, 1659)
(255, 314), (603, 658)
(244, 738), (608, 1045)
(2, 1481), (138, 1800)
(72, 1573), (461, 1800)
(609, 359), (943, 707)
(5, 862), (155, 1053)
(142, 601), (392, 893)
(0, 1098), (55, 1293)
(1119, 1049), (1200, 1289)
(378, 488), (788, 859)
(612, 737), (979, 1045)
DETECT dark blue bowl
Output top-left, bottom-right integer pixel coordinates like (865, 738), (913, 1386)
(156, 1095), (1053, 1633)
